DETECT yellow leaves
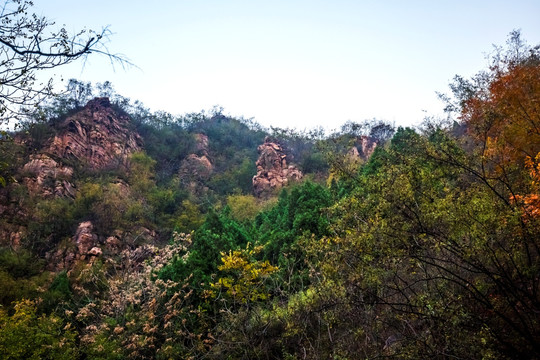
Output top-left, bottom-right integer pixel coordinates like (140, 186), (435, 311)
(218, 249), (250, 271)
(0, 299), (79, 359)
(7, 298), (35, 323)
(226, 194), (261, 221)
(212, 244), (278, 304)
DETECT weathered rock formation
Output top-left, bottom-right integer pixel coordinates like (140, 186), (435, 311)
(47, 221), (101, 271)
(347, 135), (378, 165)
(1, 98), (156, 270)
(46, 221), (158, 272)
(22, 154), (76, 198)
(179, 154), (213, 180)
(74, 221), (101, 259)
(179, 133), (213, 194)
(48, 97), (143, 170)
(19, 97), (142, 199)
(358, 135), (377, 159)
(193, 133), (210, 157)
(252, 137), (303, 197)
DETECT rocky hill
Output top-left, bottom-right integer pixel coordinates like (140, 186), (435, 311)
(179, 133), (214, 195)
(20, 97), (143, 198)
(48, 97), (142, 170)
(0, 94), (386, 285)
(1, 98), (146, 268)
(1, 35), (537, 360)
(0, 98), (326, 270)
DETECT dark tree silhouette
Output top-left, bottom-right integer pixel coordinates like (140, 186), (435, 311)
(0, 0), (129, 124)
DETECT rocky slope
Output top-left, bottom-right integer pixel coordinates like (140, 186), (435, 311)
(356, 135), (377, 159)
(346, 135), (378, 165)
(0, 98), (150, 270)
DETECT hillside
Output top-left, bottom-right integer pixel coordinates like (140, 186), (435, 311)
(0, 38), (539, 359)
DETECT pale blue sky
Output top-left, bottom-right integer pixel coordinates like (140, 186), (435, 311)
(36, 1), (540, 130)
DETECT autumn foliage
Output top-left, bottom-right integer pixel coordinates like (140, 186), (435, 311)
(0, 32), (539, 359)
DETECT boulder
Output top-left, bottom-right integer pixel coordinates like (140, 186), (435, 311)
(74, 221), (99, 257)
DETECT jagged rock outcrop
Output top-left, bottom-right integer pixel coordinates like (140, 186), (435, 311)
(74, 221), (101, 259)
(179, 133), (213, 194)
(193, 133), (210, 157)
(358, 135), (377, 159)
(48, 97), (143, 170)
(47, 221), (101, 271)
(179, 154), (213, 180)
(47, 221), (158, 272)
(252, 137), (303, 197)
(0, 224), (25, 249)
(18, 97), (142, 199)
(347, 135), (378, 165)
(0, 98), (163, 272)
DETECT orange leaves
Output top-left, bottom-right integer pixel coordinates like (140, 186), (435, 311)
(525, 153), (540, 185)
(462, 59), (540, 180)
(515, 193), (540, 218)
(512, 153), (540, 218)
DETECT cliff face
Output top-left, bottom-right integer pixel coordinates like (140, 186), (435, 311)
(22, 154), (76, 198)
(358, 135), (377, 159)
(48, 97), (142, 170)
(252, 137), (302, 197)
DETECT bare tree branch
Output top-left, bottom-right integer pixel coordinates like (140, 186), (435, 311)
(0, 0), (133, 125)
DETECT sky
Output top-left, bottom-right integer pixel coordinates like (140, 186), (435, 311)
(33, 0), (540, 130)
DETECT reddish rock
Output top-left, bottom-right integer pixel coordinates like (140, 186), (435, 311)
(19, 97), (142, 199)
(46, 221), (100, 271)
(22, 154), (75, 198)
(105, 236), (122, 254)
(180, 154), (213, 180)
(74, 221), (99, 258)
(9, 230), (23, 249)
(359, 135), (377, 159)
(253, 137), (303, 197)
(193, 133), (210, 156)
(48, 97), (142, 170)
(179, 133), (213, 194)
(46, 223), (159, 272)
(88, 247), (103, 257)
(345, 136), (378, 166)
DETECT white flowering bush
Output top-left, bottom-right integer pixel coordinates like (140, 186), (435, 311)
(68, 232), (212, 359)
